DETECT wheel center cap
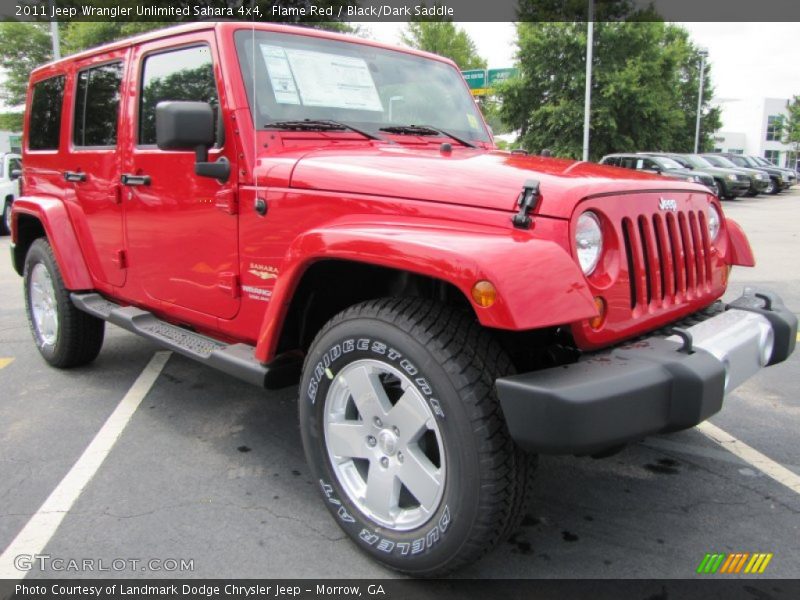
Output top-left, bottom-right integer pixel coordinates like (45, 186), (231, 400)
(377, 429), (398, 456)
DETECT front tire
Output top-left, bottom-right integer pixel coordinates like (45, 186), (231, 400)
(765, 178), (778, 195)
(24, 238), (105, 368)
(299, 298), (535, 576)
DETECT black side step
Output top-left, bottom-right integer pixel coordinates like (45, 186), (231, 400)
(71, 293), (301, 389)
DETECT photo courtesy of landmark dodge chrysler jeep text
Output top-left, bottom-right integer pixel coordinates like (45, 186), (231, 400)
(10, 23), (796, 576)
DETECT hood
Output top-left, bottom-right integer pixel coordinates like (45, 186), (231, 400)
(289, 147), (709, 219)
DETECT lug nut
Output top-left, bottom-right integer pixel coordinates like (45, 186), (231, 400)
(397, 451), (404, 463)
(380, 457), (389, 468)
(374, 417), (383, 427)
(392, 426), (400, 436)
(366, 435), (376, 447)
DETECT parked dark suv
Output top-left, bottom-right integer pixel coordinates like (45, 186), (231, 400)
(640, 153), (750, 200)
(749, 156), (797, 190)
(717, 153), (788, 194)
(701, 154), (769, 197)
(600, 153), (718, 195)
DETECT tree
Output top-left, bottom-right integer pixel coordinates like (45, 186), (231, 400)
(782, 96), (800, 170)
(498, 21), (721, 159)
(0, 112), (24, 132)
(401, 21), (487, 70)
(0, 22), (52, 107)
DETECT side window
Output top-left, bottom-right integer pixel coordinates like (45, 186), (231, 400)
(139, 45), (219, 146)
(29, 75), (66, 150)
(604, 157), (618, 166)
(73, 62), (124, 147)
(619, 157), (635, 169)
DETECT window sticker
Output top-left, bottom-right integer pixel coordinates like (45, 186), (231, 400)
(260, 45), (300, 105)
(268, 45), (383, 112)
(466, 114), (479, 129)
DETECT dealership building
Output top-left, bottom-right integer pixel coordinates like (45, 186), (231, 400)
(712, 97), (798, 171)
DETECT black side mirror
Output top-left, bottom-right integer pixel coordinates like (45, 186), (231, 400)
(10, 169), (21, 181)
(155, 101), (229, 182)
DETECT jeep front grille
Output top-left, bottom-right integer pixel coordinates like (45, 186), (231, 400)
(621, 210), (713, 310)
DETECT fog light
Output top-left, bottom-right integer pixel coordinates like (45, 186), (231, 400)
(471, 280), (497, 308)
(589, 296), (607, 329)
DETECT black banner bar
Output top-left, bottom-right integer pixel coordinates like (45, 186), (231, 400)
(2, 0), (800, 23)
(3, 580), (800, 600)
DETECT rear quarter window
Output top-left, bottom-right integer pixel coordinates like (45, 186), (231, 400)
(29, 75), (66, 150)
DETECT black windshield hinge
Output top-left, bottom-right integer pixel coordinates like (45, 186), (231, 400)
(512, 179), (540, 229)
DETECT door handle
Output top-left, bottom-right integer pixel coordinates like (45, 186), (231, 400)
(121, 174), (151, 186)
(64, 171), (86, 183)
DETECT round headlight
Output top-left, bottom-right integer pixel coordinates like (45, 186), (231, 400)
(726, 173), (737, 181)
(707, 204), (721, 241)
(575, 211), (603, 275)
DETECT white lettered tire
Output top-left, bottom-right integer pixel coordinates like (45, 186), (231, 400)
(299, 298), (535, 575)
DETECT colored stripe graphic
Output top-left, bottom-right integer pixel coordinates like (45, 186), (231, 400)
(698, 552), (773, 575)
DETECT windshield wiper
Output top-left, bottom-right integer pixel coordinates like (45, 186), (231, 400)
(378, 124), (477, 148)
(263, 119), (391, 142)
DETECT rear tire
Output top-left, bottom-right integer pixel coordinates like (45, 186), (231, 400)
(24, 238), (105, 368)
(299, 298), (535, 576)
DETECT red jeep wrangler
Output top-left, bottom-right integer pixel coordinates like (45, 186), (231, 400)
(11, 23), (796, 575)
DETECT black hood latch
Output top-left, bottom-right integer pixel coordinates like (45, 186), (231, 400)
(512, 179), (540, 229)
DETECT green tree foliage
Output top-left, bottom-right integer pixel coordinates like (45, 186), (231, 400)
(60, 22), (166, 56)
(499, 21), (721, 159)
(0, 112), (24, 132)
(783, 96), (800, 169)
(0, 22), (52, 107)
(401, 21), (487, 70)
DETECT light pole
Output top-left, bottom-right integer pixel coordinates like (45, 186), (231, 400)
(49, 0), (61, 60)
(582, 0), (594, 162)
(693, 48), (709, 154)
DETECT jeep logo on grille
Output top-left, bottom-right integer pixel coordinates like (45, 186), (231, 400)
(659, 198), (678, 212)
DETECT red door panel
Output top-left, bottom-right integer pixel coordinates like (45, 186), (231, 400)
(121, 33), (240, 320)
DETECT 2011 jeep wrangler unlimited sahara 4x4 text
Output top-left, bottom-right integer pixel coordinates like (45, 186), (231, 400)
(10, 23), (796, 576)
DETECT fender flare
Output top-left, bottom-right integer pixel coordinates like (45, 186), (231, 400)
(725, 218), (755, 267)
(254, 218), (597, 362)
(11, 196), (94, 290)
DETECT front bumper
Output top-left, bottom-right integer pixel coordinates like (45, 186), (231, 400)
(496, 290), (797, 455)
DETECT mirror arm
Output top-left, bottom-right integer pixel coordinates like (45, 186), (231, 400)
(195, 145), (209, 163)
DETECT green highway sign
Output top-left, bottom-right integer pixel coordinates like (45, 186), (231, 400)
(461, 68), (518, 96)
(487, 68), (518, 86)
(462, 69), (487, 90)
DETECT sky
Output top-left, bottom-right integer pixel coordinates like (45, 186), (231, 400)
(357, 22), (800, 132)
(2, 21), (798, 132)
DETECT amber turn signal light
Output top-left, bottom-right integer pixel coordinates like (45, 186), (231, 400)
(589, 296), (607, 330)
(471, 280), (497, 308)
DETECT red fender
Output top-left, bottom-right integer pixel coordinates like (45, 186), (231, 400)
(725, 218), (756, 267)
(12, 196), (94, 290)
(254, 218), (597, 362)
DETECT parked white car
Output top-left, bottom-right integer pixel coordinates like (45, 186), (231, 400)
(1, 153), (21, 235)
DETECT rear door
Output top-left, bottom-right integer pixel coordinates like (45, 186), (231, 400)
(121, 32), (240, 319)
(65, 53), (127, 287)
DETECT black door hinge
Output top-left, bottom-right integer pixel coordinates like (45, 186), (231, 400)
(512, 179), (541, 229)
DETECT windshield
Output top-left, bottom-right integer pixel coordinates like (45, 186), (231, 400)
(234, 30), (490, 144)
(703, 155), (737, 168)
(683, 154), (713, 168)
(652, 157), (683, 169)
(752, 156), (773, 167)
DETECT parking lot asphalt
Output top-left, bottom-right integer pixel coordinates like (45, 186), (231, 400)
(0, 190), (798, 580)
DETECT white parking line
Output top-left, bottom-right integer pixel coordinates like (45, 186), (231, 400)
(0, 351), (171, 579)
(697, 421), (800, 496)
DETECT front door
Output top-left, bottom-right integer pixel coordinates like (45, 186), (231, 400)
(122, 33), (240, 319)
(65, 52), (127, 287)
